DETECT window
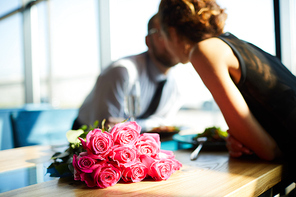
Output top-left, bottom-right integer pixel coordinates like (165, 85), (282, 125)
(217, 0), (275, 55)
(280, 0), (296, 73)
(0, 0), (100, 108)
(46, 0), (100, 107)
(0, 13), (24, 108)
(0, 0), (295, 110)
(109, 0), (276, 109)
(109, 0), (160, 60)
(0, 0), (21, 16)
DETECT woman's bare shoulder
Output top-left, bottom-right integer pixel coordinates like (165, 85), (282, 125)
(194, 38), (231, 58)
(190, 37), (238, 73)
(190, 38), (230, 68)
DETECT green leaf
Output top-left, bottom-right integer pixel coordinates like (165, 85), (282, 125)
(93, 120), (99, 128)
(51, 151), (70, 160)
(47, 120), (110, 178)
(53, 162), (72, 176)
(66, 129), (84, 144)
(78, 131), (88, 139)
(80, 124), (88, 131)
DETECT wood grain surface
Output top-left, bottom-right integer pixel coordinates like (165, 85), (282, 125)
(0, 146), (283, 197)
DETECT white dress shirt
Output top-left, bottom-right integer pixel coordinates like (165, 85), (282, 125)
(77, 52), (184, 131)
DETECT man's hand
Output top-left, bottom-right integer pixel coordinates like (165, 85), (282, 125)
(105, 117), (125, 128)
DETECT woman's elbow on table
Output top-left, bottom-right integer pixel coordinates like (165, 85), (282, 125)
(260, 145), (282, 161)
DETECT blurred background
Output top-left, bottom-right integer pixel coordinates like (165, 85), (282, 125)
(1, 1), (295, 191)
(0, 0), (295, 110)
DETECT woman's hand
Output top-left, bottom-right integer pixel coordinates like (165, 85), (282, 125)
(226, 132), (253, 158)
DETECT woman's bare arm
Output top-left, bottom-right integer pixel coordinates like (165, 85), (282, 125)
(190, 38), (281, 160)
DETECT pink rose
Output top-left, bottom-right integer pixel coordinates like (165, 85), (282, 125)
(140, 155), (175, 181)
(69, 121), (182, 188)
(80, 173), (96, 187)
(110, 121), (141, 145)
(80, 129), (113, 160)
(92, 162), (122, 188)
(121, 161), (148, 183)
(158, 150), (175, 159)
(72, 153), (100, 181)
(155, 150), (182, 171)
(73, 152), (98, 173)
(109, 145), (138, 167)
(170, 158), (182, 171)
(136, 133), (160, 157)
(76, 161), (121, 188)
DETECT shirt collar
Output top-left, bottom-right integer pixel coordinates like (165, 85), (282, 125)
(145, 52), (168, 83)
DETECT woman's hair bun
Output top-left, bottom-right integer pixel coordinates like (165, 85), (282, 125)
(159, 0), (227, 42)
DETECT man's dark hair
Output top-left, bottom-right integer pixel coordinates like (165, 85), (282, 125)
(147, 14), (158, 34)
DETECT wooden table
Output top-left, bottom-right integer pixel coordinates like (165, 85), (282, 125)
(0, 145), (286, 197)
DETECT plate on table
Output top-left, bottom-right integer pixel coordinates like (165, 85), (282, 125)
(146, 126), (183, 137)
(172, 133), (227, 150)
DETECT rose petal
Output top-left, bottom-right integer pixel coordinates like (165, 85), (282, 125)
(85, 130), (113, 159)
(158, 150), (175, 159)
(109, 145), (138, 167)
(136, 133), (160, 157)
(140, 155), (176, 181)
(122, 161), (148, 182)
(110, 122), (141, 145)
(93, 162), (121, 188)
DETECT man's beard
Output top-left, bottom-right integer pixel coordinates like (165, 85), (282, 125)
(151, 44), (177, 68)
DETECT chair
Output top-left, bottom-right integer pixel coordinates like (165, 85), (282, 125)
(11, 109), (78, 147)
(0, 110), (16, 150)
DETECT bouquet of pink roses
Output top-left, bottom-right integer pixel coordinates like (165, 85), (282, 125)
(48, 121), (182, 189)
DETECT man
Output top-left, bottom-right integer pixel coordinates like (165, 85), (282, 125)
(72, 14), (183, 131)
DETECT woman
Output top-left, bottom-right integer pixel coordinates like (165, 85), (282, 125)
(158, 0), (296, 161)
